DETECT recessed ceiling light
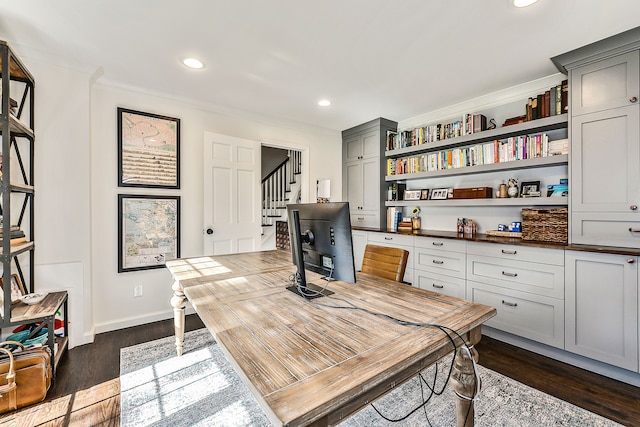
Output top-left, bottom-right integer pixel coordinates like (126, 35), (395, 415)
(513, 0), (539, 7)
(182, 57), (204, 69)
(318, 99), (331, 107)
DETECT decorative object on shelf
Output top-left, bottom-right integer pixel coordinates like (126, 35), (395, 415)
(403, 190), (421, 201)
(507, 178), (519, 198)
(387, 183), (406, 201)
(547, 179), (568, 197)
(0, 274), (26, 304)
(118, 194), (181, 273)
(19, 292), (48, 306)
(457, 217), (477, 235)
(485, 230), (523, 238)
(452, 187), (493, 199)
(520, 181), (541, 197)
(117, 107), (181, 189)
(430, 188), (450, 200)
(498, 183), (508, 198)
(420, 189), (430, 200)
(411, 207), (421, 230)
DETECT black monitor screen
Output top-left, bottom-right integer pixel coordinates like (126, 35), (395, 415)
(286, 202), (356, 298)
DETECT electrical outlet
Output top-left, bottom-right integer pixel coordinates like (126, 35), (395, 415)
(134, 285), (143, 297)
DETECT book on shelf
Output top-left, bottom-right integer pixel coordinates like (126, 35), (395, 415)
(387, 207), (402, 232)
(561, 79), (569, 113)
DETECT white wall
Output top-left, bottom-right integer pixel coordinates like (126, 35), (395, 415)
(90, 82), (342, 333)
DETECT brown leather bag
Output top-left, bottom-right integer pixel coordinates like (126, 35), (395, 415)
(0, 340), (52, 413)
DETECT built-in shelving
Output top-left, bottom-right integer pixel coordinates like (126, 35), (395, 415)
(386, 197), (568, 208)
(386, 114), (568, 158)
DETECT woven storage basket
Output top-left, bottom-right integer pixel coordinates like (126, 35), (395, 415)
(521, 208), (568, 243)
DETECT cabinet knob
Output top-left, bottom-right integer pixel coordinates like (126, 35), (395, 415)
(630, 205), (638, 211)
(630, 96), (638, 103)
(205, 228), (214, 235)
(627, 258), (635, 264)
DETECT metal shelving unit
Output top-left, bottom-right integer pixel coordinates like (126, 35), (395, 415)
(0, 40), (68, 376)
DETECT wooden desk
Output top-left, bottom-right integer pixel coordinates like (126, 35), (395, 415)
(167, 250), (496, 427)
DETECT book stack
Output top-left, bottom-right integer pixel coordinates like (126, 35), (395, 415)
(387, 207), (402, 232)
(397, 220), (413, 232)
(548, 138), (569, 156)
(0, 225), (26, 245)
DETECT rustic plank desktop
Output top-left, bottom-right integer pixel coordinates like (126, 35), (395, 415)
(167, 250), (496, 427)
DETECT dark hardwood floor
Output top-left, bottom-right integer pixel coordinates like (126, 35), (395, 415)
(1, 315), (638, 426)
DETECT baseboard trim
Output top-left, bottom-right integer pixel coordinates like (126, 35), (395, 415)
(94, 306), (197, 334)
(483, 327), (640, 387)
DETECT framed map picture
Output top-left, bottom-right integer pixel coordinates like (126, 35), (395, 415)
(118, 194), (181, 273)
(118, 108), (180, 189)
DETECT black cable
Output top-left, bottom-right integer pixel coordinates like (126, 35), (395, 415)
(311, 295), (481, 424)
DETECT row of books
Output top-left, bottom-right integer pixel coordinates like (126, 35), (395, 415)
(526, 80), (568, 121)
(386, 113), (487, 150)
(387, 135), (568, 176)
(386, 207), (403, 232)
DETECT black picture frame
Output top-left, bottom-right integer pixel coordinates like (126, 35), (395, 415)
(118, 194), (181, 273)
(520, 181), (541, 197)
(117, 107), (180, 189)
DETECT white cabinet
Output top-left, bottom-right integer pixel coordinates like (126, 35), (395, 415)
(553, 36), (640, 246)
(565, 251), (638, 372)
(342, 118), (397, 230)
(413, 237), (466, 299)
(466, 241), (565, 348)
(367, 232), (414, 285)
(351, 229), (368, 272)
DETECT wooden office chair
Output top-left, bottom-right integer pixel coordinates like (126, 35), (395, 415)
(361, 244), (409, 283)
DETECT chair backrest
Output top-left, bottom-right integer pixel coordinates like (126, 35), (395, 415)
(361, 244), (409, 283)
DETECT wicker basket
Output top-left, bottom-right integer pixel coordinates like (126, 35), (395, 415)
(521, 208), (568, 243)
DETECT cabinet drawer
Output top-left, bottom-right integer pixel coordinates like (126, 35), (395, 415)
(414, 236), (466, 253)
(415, 270), (465, 299)
(467, 254), (564, 298)
(468, 280), (564, 348)
(571, 212), (640, 247)
(466, 241), (564, 266)
(414, 247), (465, 279)
(368, 232), (415, 247)
(350, 213), (379, 229)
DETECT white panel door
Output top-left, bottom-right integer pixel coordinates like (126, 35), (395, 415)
(203, 132), (261, 255)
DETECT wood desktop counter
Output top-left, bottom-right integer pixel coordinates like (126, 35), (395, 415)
(167, 250), (496, 427)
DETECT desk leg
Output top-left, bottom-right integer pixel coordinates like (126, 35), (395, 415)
(450, 340), (480, 427)
(170, 280), (186, 356)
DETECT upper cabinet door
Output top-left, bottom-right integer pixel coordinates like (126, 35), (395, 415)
(571, 50), (640, 117)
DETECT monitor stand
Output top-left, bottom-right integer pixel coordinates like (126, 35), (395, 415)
(286, 282), (334, 299)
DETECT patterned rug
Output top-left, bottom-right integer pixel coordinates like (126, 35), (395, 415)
(120, 329), (621, 427)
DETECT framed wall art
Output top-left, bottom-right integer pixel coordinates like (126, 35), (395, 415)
(0, 273), (26, 304)
(520, 180), (541, 197)
(118, 194), (181, 273)
(118, 107), (180, 189)
(403, 190), (421, 201)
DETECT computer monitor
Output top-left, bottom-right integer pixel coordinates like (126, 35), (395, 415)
(286, 202), (356, 299)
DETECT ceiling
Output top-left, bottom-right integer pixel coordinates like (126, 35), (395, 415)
(1, 0), (640, 131)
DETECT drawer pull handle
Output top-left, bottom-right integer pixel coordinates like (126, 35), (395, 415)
(501, 249), (517, 255)
(628, 259), (636, 264)
(432, 284), (444, 289)
(432, 242), (444, 246)
(502, 300), (518, 307)
(357, 217), (364, 220)
(502, 271), (518, 277)
(629, 228), (640, 233)
(432, 260), (444, 265)
(384, 237), (393, 240)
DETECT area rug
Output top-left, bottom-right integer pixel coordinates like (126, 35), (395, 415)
(120, 329), (621, 427)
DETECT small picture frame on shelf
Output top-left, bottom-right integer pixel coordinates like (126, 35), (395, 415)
(420, 189), (430, 200)
(403, 190), (421, 201)
(0, 274), (26, 304)
(430, 188), (450, 200)
(520, 181), (541, 197)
